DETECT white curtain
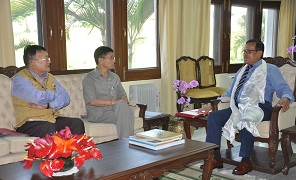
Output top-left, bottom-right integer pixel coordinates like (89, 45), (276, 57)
(159, 0), (211, 114)
(0, 0), (15, 67)
(277, 0), (296, 57)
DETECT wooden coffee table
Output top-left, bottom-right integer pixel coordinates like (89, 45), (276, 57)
(0, 139), (217, 180)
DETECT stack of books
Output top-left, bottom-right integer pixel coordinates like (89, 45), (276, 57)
(129, 129), (185, 150)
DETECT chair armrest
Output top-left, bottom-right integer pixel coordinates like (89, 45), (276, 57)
(136, 103), (147, 119)
(269, 106), (282, 141)
(210, 99), (221, 111)
(210, 97), (230, 111)
(219, 97), (231, 103)
(278, 102), (296, 131)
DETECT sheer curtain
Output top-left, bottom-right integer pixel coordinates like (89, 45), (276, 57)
(159, 0), (211, 114)
(277, 0), (296, 57)
(0, 0), (15, 66)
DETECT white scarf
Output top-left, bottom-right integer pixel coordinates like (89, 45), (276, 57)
(222, 60), (267, 143)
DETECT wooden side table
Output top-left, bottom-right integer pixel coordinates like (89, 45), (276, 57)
(143, 113), (171, 131)
(280, 126), (296, 175)
(178, 116), (208, 139)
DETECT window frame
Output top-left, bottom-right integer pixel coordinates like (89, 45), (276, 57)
(36, 0), (161, 81)
(211, 0), (280, 74)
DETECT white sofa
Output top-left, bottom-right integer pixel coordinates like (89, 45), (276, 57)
(0, 72), (146, 165)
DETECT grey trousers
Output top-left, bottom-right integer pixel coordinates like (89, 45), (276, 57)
(92, 100), (135, 139)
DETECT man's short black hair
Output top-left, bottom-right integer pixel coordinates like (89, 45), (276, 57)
(94, 46), (114, 65)
(246, 39), (264, 58)
(23, 45), (46, 67)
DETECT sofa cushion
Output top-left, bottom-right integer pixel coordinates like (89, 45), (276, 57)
(55, 73), (87, 118)
(0, 152), (27, 166)
(134, 117), (143, 130)
(3, 136), (37, 153)
(83, 120), (117, 137)
(83, 117), (143, 138)
(272, 64), (296, 106)
(0, 138), (10, 157)
(0, 75), (16, 130)
(129, 102), (140, 118)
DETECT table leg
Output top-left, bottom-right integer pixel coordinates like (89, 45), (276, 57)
(183, 120), (192, 139)
(162, 121), (169, 130)
(281, 133), (291, 175)
(202, 149), (214, 180)
(145, 122), (152, 131)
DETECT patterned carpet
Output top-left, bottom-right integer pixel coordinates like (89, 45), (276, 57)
(159, 160), (296, 180)
(159, 127), (296, 180)
(160, 162), (257, 180)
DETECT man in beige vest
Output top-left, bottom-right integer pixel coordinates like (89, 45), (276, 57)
(12, 45), (85, 137)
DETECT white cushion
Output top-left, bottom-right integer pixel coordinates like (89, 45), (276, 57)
(0, 152), (27, 165)
(130, 104), (140, 118)
(272, 64), (296, 106)
(0, 138), (10, 157)
(55, 73), (87, 118)
(83, 117), (143, 138)
(0, 74), (16, 130)
(3, 136), (37, 153)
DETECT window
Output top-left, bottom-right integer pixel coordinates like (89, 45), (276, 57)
(210, 0), (280, 73)
(10, 0), (160, 81)
(230, 5), (254, 64)
(64, 0), (111, 70)
(127, 0), (156, 69)
(210, 3), (222, 66)
(261, 8), (279, 57)
(10, 0), (39, 66)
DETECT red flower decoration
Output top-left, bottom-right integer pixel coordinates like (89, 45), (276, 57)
(22, 126), (102, 177)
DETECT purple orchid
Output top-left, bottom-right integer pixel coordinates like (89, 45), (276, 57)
(185, 97), (191, 106)
(287, 45), (296, 55)
(173, 79), (199, 107)
(173, 80), (180, 90)
(177, 97), (186, 104)
(188, 80), (199, 88)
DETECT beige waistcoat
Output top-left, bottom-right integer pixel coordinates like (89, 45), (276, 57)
(12, 69), (63, 128)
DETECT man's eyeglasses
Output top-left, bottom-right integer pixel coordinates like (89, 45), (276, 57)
(242, 49), (258, 54)
(34, 57), (51, 61)
(101, 56), (115, 60)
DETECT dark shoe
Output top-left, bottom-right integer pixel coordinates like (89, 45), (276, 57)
(232, 161), (252, 175)
(200, 159), (223, 170)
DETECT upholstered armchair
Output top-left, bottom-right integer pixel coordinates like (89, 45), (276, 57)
(176, 56), (226, 112)
(195, 56), (227, 97)
(211, 57), (296, 168)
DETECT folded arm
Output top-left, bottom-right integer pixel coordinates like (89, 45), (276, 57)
(12, 76), (70, 109)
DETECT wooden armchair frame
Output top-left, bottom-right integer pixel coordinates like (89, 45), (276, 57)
(176, 56), (226, 112)
(211, 57), (296, 169)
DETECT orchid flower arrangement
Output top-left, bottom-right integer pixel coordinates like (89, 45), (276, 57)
(287, 45), (296, 56)
(173, 80), (199, 106)
(22, 126), (102, 177)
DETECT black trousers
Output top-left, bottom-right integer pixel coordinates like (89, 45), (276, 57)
(16, 117), (85, 137)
